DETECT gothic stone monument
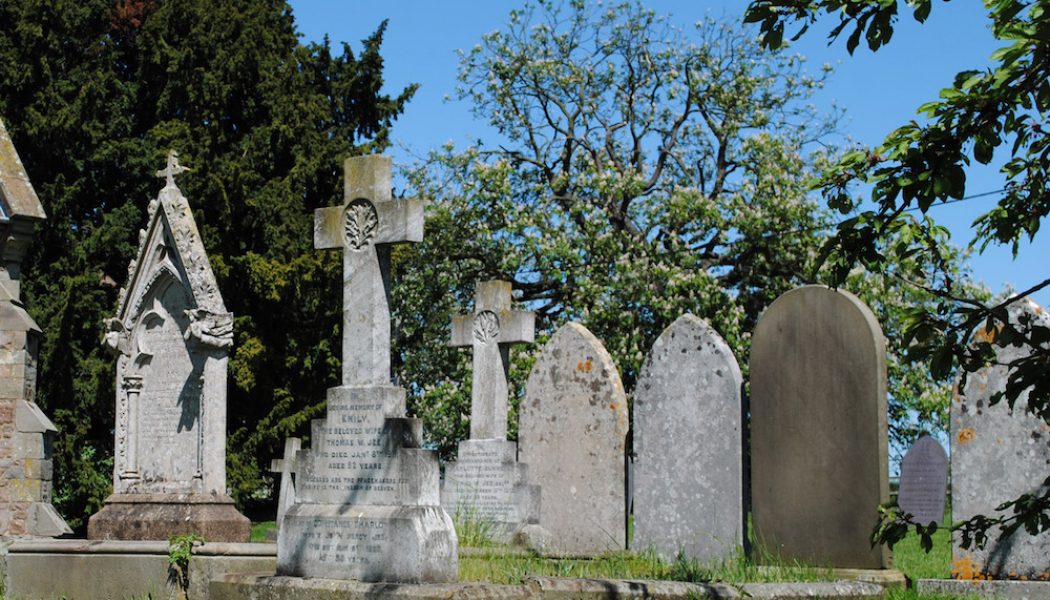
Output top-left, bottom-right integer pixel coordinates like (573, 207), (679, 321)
(633, 314), (743, 562)
(519, 322), (628, 554)
(441, 280), (540, 542)
(88, 151), (250, 541)
(276, 155), (457, 582)
(750, 285), (890, 569)
(0, 119), (72, 537)
(950, 298), (1050, 581)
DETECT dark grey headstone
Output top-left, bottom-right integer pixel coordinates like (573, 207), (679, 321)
(951, 297), (1050, 580)
(898, 435), (948, 526)
(750, 285), (890, 569)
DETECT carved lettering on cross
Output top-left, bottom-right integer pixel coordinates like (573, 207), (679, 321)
(451, 280), (535, 440)
(314, 155), (424, 387)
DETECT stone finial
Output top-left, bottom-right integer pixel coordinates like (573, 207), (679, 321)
(155, 150), (190, 189)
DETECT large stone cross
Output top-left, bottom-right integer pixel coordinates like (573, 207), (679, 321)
(451, 280), (535, 440)
(315, 156), (423, 386)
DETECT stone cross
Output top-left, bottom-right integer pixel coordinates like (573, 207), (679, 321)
(314, 156), (423, 386)
(155, 150), (190, 188)
(451, 280), (535, 440)
(269, 437), (301, 527)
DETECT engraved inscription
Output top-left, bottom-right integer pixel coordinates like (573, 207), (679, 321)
(448, 447), (515, 521)
(344, 199), (378, 251)
(473, 310), (500, 344)
(296, 518), (389, 569)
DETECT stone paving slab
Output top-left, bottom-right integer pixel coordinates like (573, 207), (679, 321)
(211, 574), (885, 600)
(919, 578), (1050, 599)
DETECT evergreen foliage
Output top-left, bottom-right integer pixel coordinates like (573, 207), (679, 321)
(0, 0), (415, 530)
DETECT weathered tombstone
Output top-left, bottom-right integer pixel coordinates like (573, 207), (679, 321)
(750, 285), (890, 569)
(519, 322), (628, 554)
(276, 155), (457, 582)
(950, 297), (1050, 580)
(633, 314), (743, 562)
(898, 435), (948, 526)
(0, 119), (72, 537)
(87, 151), (250, 541)
(440, 280), (540, 542)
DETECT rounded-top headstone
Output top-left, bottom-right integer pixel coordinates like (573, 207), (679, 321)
(519, 322), (628, 555)
(750, 285), (890, 569)
(633, 313), (743, 561)
(898, 435), (948, 526)
(951, 297), (1050, 580)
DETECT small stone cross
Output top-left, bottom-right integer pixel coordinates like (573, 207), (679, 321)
(314, 156), (424, 386)
(451, 280), (535, 440)
(155, 150), (190, 188)
(270, 437), (301, 527)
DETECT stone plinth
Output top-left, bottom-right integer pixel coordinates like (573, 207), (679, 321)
(276, 386), (456, 581)
(441, 438), (540, 541)
(750, 285), (890, 569)
(87, 494), (249, 541)
(633, 314), (743, 562)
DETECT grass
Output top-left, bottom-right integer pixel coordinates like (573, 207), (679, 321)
(251, 520), (276, 542)
(892, 523), (952, 581)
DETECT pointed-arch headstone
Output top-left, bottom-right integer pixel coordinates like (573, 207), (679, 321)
(519, 322), (628, 554)
(88, 150), (249, 541)
(750, 285), (890, 569)
(633, 314), (743, 561)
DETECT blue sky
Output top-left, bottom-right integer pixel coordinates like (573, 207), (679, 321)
(288, 1), (1047, 307)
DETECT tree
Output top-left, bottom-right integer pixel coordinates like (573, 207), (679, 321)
(744, 0), (1050, 551)
(391, 0), (960, 463)
(0, 0), (414, 530)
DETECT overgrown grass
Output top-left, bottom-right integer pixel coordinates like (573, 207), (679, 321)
(452, 505), (498, 548)
(459, 547), (832, 585)
(251, 520), (276, 542)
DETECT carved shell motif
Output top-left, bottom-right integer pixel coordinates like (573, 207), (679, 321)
(344, 199), (379, 251)
(473, 310), (501, 343)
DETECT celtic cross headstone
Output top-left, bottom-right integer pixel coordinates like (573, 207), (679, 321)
(277, 155), (456, 583)
(441, 281), (540, 542)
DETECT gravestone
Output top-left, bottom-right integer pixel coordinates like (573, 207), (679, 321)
(440, 280), (540, 542)
(276, 155), (456, 582)
(633, 314), (743, 561)
(750, 285), (890, 569)
(950, 297), (1050, 581)
(88, 151), (249, 541)
(898, 435), (948, 526)
(519, 322), (628, 554)
(0, 119), (72, 537)
(266, 437), (301, 542)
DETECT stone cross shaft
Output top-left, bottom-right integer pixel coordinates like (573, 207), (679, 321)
(315, 156), (423, 387)
(451, 280), (535, 440)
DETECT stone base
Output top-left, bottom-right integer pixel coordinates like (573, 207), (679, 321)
(277, 503), (457, 583)
(212, 575), (884, 600)
(3, 539), (275, 600)
(918, 578), (1050, 599)
(87, 493), (250, 542)
(441, 438), (540, 544)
